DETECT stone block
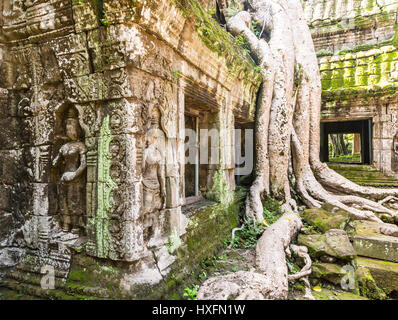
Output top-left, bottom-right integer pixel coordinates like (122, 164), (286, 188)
(312, 262), (349, 286)
(0, 212), (13, 244)
(298, 229), (356, 261)
(356, 257), (398, 294)
(301, 206), (350, 232)
(350, 220), (398, 262)
(0, 117), (20, 149)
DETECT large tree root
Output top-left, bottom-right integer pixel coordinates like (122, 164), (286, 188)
(198, 209), (304, 300)
(199, 0), (398, 300)
(288, 244), (314, 300)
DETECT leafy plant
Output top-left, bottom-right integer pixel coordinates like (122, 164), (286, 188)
(101, 19), (111, 26)
(234, 34), (251, 58)
(198, 270), (207, 281)
(251, 20), (262, 38)
(207, 7), (216, 16)
(229, 219), (266, 249)
(183, 285), (199, 300)
(263, 197), (282, 225)
(172, 70), (183, 79)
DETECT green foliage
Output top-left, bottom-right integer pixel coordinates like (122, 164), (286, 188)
(234, 34), (251, 58)
(250, 21), (262, 38)
(206, 7), (216, 16)
(263, 197), (282, 226)
(171, 0), (261, 82)
(228, 219), (266, 249)
(226, 197), (282, 248)
(329, 153), (361, 163)
(183, 285), (199, 300)
(172, 70), (183, 80)
(301, 219), (319, 234)
(101, 19), (111, 26)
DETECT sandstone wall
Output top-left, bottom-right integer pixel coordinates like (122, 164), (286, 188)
(0, 0), (261, 289)
(305, 0), (398, 174)
(303, 0), (398, 53)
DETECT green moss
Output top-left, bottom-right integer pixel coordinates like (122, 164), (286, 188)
(91, 116), (117, 259)
(207, 168), (235, 208)
(356, 266), (387, 300)
(170, 0), (261, 82)
(301, 207), (350, 233)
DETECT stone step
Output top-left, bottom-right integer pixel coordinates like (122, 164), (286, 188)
(0, 274), (109, 300)
(356, 257), (398, 295)
(0, 279), (87, 300)
(349, 221), (398, 263)
(310, 287), (369, 300)
(4, 269), (111, 299)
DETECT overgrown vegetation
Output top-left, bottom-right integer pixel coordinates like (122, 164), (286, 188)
(227, 196), (282, 248)
(170, 0), (262, 81)
(183, 285), (199, 300)
(228, 219), (266, 249)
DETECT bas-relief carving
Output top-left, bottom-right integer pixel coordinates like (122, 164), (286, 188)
(142, 107), (167, 243)
(52, 107), (87, 237)
(2, 0), (25, 24)
(392, 132), (398, 173)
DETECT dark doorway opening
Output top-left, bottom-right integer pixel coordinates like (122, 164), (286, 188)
(235, 121), (255, 187)
(184, 95), (219, 205)
(320, 119), (373, 165)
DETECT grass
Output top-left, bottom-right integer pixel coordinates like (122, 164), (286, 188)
(329, 153), (361, 163)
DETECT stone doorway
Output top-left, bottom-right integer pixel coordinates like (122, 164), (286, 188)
(184, 97), (220, 204)
(320, 119), (373, 165)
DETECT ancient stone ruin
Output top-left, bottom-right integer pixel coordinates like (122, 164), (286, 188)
(0, 0), (398, 300)
(0, 0), (261, 299)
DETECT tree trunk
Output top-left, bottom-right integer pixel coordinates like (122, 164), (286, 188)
(198, 0), (398, 300)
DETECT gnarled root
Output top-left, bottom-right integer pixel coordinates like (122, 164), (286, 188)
(200, 0), (398, 301)
(198, 208), (303, 300)
(287, 244), (314, 300)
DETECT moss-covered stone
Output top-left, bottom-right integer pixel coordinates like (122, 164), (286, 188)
(327, 164), (398, 188)
(356, 266), (387, 300)
(349, 220), (398, 263)
(170, 0), (261, 82)
(298, 229), (356, 261)
(301, 206), (350, 233)
(50, 192), (243, 300)
(356, 257), (398, 295)
(319, 43), (398, 101)
(312, 262), (350, 286)
(311, 287), (368, 300)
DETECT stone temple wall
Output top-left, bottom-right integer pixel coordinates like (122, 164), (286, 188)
(0, 0), (261, 295)
(305, 0), (398, 174)
(303, 0), (398, 54)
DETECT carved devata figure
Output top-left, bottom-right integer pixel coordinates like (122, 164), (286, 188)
(142, 106), (166, 243)
(392, 132), (398, 173)
(143, 107), (166, 213)
(52, 107), (87, 238)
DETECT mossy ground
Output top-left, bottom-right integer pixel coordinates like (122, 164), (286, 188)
(328, 163), (398, 187)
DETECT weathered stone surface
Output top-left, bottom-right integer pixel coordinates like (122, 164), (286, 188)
(304, 0), (398, 53)
(0, 248), (24, 268)
(0, 0), (260, 279)
(356, 266), (387, 300)
(301, 206), (350, 232)
(298, 229), (356, 261)
(311, 262), (349, 286)
(356, 257), (398, 294)
(350, 220), (398, 263)
(0, 213), (12, 244)
(310, 288), (368, 300)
